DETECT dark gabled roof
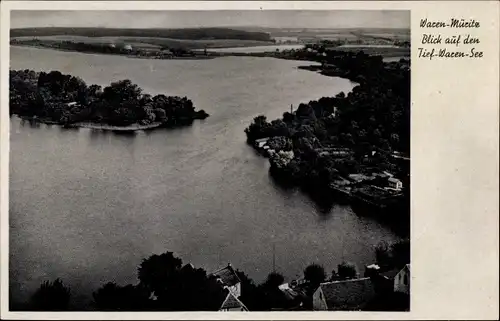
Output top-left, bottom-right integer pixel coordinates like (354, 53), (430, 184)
(319, 277), (377, 311)
(380, 269), (400, 279)
(220, 292), (248, 311)
(212, 264), (241, 287)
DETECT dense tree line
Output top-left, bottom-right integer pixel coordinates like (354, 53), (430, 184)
(9, 69), (208, 127)
(10, 27), (274, 42)
(22, 242), (408, 311)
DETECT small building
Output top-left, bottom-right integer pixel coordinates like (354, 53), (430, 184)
(394, 264), (410, 294)
(161, 49), (174, 58)
(312, 278), (377, 311)
(211, 263), (241, 298)
(254, 137), (270, 149)
(211, 263), (248, 311)
(66, 101), (79, 107)
(123, 44), (133, 51)
(348, 173), (374, 184)
(387, 177), (403, 190)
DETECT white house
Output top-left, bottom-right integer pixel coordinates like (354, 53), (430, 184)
(66, 101), (80, 107)
(211, 263), (248, 311)
(387, 177), (403, 190)
(394, 264), (410, 294)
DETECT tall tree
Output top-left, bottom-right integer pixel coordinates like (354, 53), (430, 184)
(303, 263), (326, 286)
(30, 279), (71, 311)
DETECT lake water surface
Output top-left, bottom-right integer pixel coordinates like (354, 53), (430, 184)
(9, 46), (401, 308)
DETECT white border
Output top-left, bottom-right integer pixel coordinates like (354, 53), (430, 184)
(1, 1), (499, 320)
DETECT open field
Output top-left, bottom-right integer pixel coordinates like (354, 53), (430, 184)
(333, 45), (410, 57)
(236, 27), (410, 39)
(11, 35), (273, 50)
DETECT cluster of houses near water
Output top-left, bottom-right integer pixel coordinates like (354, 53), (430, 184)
(254, 136), (407, 210)
(210, 262), (410, 311)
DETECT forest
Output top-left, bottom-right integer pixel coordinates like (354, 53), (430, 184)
(245, 48), (410, 221)
(9, 69), (209, 128)
(10, 27), (274, 42)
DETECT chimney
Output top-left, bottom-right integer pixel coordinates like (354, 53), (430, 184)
(364, 264), (381, 278)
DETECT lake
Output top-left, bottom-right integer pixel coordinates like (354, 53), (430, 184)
(9, 46), (401, 309)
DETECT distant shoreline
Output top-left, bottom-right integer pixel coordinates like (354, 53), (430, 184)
(10, 44), (219, 60)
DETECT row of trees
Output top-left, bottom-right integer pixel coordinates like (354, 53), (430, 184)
(11, 27), (273, 42)
(10, 69), (209, 127)
(24, 239), (409, 311)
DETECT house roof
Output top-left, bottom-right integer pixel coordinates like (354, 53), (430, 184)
(212, 264), (241, 287)
(380, 269), (400, 279)
(220, 292), (248, 311)
(319, 278), (377, 311)
(388, 177), (401, 183)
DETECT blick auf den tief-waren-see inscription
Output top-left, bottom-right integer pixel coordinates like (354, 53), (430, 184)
(418, 18), (483, 60)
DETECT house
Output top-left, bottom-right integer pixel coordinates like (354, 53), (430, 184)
(277, 282), (307, 310)
(348, 173), (374, 184)
(391, 151), (410, 161)
(394, 264), (410, 294)
(254, 137), (270, 149)
(161, 49), (174, 58)
(210, 263), (248, 311)
(312, 278), (377, 311)
(387, 177), (403, 190)
(66, 102), (81, 109)
(123, 44), (133, 51)
(211, 263), (241, 298)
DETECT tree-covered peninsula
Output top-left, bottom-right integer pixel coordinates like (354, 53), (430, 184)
(245, 49), (410, 232)
(9, 69), (209, 130)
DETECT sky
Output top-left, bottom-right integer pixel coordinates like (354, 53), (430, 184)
(11, 10), (410, 29)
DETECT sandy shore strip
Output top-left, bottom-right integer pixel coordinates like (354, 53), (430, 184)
(68, 121), (164, 131)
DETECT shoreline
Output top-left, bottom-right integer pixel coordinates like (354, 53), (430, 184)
(67, 121), (164, 131)
(10, 44), (219, 60)
(16, 116), (164, 131)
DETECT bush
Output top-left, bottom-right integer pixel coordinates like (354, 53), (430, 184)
(337, 262), (358, 279)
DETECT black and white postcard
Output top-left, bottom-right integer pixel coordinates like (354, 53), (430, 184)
(1, 1), (498, 320)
